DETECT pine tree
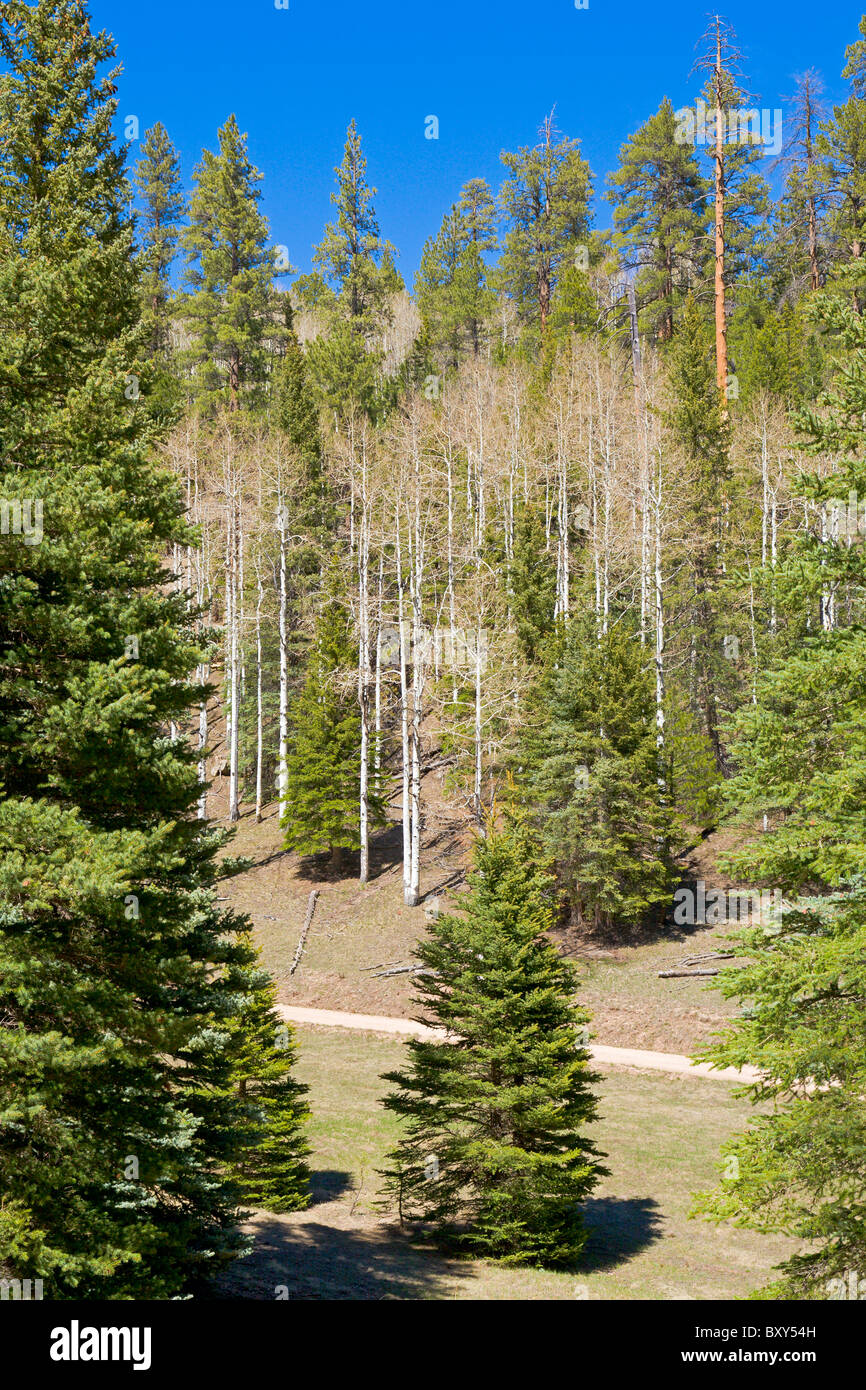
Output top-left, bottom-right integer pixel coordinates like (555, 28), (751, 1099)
(498, 114), (593, 341)
(280, 566), (383, 869)
(313, 118), (396, 338)
(525, 620), (675, 932)
(134, 122), (184, 359)
(381, 804), (606, 1267)
(607, 97), (708, 341)
(817, 17), (866, 313)
(229, 949), (310, 1214)
(416, 178), (496, 366)
(0, 0), (279, 1297)
(180, 114), (279, 410)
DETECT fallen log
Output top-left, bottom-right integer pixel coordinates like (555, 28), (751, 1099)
(289, 889), (320, 977)
(658, 968), (721, 978)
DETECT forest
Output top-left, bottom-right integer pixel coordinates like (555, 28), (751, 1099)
(2, 0), (866, 1313)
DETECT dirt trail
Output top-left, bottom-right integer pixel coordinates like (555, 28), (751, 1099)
(275, 1003), (759, 1084)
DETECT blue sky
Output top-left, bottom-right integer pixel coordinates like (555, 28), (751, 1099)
(91, 0), (864, 282)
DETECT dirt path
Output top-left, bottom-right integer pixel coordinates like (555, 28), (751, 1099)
(276, 1003), (759, 1084)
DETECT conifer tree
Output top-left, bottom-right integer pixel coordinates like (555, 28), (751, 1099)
(507, 505), (557, 663)
(817, 17), (866, 313)
(381, 804), (605, 1266)
(280, 565), (383, 869)
(229, 950), (310, 1214)
(416, 178), (496, 365)
(693, 283), (866, 1298)
(313, 118), (396, 336)
(181, 114), (278, 410)
(135, 121), (184, 359)
(498, 114), (593, 340)
(525, 621), (675, 931)
(664, 297), (732, 772)
(0, 0), (293, 1297)
(607, 97), (708, 341)
(303, 121), (397, 418)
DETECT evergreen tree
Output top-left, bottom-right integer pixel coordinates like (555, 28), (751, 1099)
(498, 114), (593, 341)
(607, 97), (708, 341)
(229, 949), (310, 1214)
(694, 60), (772, 307)
(693, 283), (866, 1299)
(525, 620), (674, 932)
(381, 804), (606, 1266)
(313, 118), (396, 338)
(280, 566), (383, 869)
(817, 17), (866, 313)
(416, 178), (497, 366)
(664, 296), (732, 772)
(303, 120), (398, 418)
(272, 310), (333, 537)
(0, 0), (282, 1297)
(180, 114), (279, 410)
(134, 122), (184, 359)
(507, 505), (557, 664)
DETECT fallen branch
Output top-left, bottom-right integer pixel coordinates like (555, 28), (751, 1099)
(289, 889), (320, 977)
(370, 964), (438, 979)
(658, 968), (721, 978)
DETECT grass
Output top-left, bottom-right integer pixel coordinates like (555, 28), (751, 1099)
(216, 1024), (795, 1301)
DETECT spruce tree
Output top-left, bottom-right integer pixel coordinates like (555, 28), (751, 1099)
(180, 114), (278, 410)
(280, 566), (383, 869)
(0, 0), (293, 1298)
(381, 805), (606, 1267)
(525, 620), (675, 932)
(229, 950), (310, 1214)
(507, 505), (557, 664)
(693, 283), (866, 1298)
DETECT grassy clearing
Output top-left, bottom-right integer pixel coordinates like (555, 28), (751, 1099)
(217, 1024), (794, 1301)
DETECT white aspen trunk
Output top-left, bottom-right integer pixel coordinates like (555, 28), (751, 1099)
(277, 481), (289, 815)
(358, 442), (370, 885)
(374, 547), (384, 774)
(446, 445), (458, 703)
(228, 488), (241, 823)
(396, 504), (412, 903)
(474, 614), (483, 827)
(254, 565), (264, 823)
(407, 437), (425, 908)
(653, 445), (666, 794)
(224, 505), (233, 763)
(197, 664), (208, 820)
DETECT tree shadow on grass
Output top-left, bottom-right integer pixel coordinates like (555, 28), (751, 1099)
(579, 1196), (664, 1273)
(307, 1169), (355, 1207)
(210, 1205), (472, 1301)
